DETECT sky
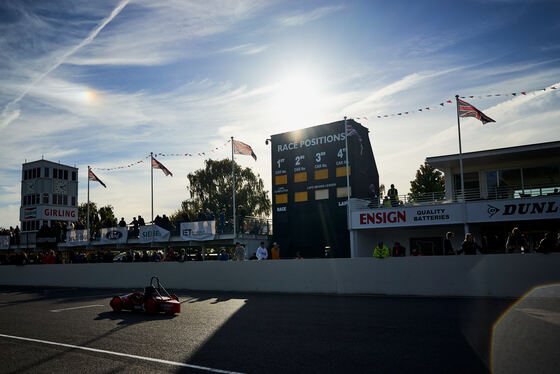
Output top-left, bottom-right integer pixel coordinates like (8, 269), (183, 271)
(1, 0), (559, 228)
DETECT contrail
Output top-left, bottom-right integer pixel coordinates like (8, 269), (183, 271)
(0, 0), (131, 129)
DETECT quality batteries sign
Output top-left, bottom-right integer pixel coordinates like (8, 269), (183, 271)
(352, 205), (460, 229)
(139, 224), (170, 243)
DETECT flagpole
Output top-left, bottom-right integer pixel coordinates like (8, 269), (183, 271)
(150, 152), (154, 226)
(344, 117), (350, 206)
(231, 137), (236, 240)
(455, 95), (469, 237)
(344, 117), (355, 258)
(87, 166), (90, 246)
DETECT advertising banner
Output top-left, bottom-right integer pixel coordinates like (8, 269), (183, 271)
(352, 204), (462, 229)
(139, 225), (170, 243)
(66, 229), (88, 246)
(180, 221), (215, 241)
(99, 227), (128, 244)
(0, 235), (9, 250)
(21, 206), (78, 222)
(467, 197), (560, 223)
(351, 196), (560, 229)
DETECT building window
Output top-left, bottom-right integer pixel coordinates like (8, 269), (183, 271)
(63, 195), (68, 205)
(453, 172), (480, 201)
(64, 170), (68, 180)
(36, 167), (41, 178)
(71, 196), (76, 206)
(72, 171), (76, 181)
(315, 189), (329, 200)
(45, 167), (49, 177)
(43, 193), (49, 204)
(53, 169), (58, 179)
(32, 168), (37, 179)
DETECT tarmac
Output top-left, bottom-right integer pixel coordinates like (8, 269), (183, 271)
(0, 285), (557, 373)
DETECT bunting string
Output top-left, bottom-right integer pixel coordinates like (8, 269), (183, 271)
(354, 85), (557, 121)
(93, 140), (231, 171)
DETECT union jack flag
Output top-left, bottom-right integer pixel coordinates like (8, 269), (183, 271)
(458, 98), (495, 124)
(233, 140), (257, 161)
(151, 157), (173, 177)
(88, 168), (106, 188)
(346, 123), (364, 155)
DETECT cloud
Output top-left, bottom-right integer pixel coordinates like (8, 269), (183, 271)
(66, 0), (270, 66)
(218, 43), (270, 55)
(278, 5), (344, 26)
(0, 0), (130, 130)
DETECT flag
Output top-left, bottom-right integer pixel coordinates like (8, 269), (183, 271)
(457, 98), (495, 124)
(88, 168), (106, 188)
(233, 140), (257, 161)
(152, 157), (173, 176)
(345, 123), (364, 155)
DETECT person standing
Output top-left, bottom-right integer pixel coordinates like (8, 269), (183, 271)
(234, 242), (245, 261)
(536, 232), (558, 253)
(506, 227), (529, 253)
(270, 243), (280, 260)
(373, 241), (390, 258)
(256, 241), (268, 260)
(458, 233), (481, 255)
(444, 232), (455, 255)
(387, 184), (398, 207)
(392, 242), (406, 257)
(218, 209), (226, 234)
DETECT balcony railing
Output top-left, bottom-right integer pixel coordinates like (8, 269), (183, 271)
(350, 183), (559, 210)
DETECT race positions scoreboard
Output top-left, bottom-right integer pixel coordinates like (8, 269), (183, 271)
(270, 119), (379, 258)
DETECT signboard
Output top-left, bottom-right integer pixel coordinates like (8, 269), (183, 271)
(352, 205), (461, 229)
(467, 197), (560, 223)
(351, 196), (560, 229)
(139, 224), (170, 243)
(180, 221), (215, 241)
(270, 119), (379, 258)
(66, 229), (88, 246)
(20, 206), (78, 222)
(0, 235), (9, 250)
(99, 227), (128, 244)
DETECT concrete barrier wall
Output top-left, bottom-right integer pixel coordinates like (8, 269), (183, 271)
(1, 254), (559, 297)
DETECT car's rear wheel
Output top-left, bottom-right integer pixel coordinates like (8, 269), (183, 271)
(110, 296), (122, 312)
(145, 298), (157, 314)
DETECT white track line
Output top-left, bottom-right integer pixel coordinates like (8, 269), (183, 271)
(0, 333), (245, 374)
(50, 305), (105, 313)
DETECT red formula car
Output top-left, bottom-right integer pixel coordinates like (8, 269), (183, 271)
(110, 276), (180, 314)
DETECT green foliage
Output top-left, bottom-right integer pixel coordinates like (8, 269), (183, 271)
(408, 162), (445, 201)
(172, 158), (271, 220)
(78, 202), (117, 232)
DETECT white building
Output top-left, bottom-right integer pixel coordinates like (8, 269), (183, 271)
(20, 159), (79, 246)
(349, 141), (560, 257)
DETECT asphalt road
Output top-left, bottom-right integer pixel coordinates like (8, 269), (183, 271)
(0, 286), (557, 373)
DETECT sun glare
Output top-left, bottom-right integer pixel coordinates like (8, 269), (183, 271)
(269, 70), (328, 126)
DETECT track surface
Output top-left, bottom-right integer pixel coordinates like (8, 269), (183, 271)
(0, 286), (549, 373)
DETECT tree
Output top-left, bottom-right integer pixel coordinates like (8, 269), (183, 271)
(77, 202), (117, 233)
(172, 159), (271, 220)
(408, 162), (445, 202)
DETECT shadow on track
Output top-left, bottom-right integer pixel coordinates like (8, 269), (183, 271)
(6, 310), (177, 374)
